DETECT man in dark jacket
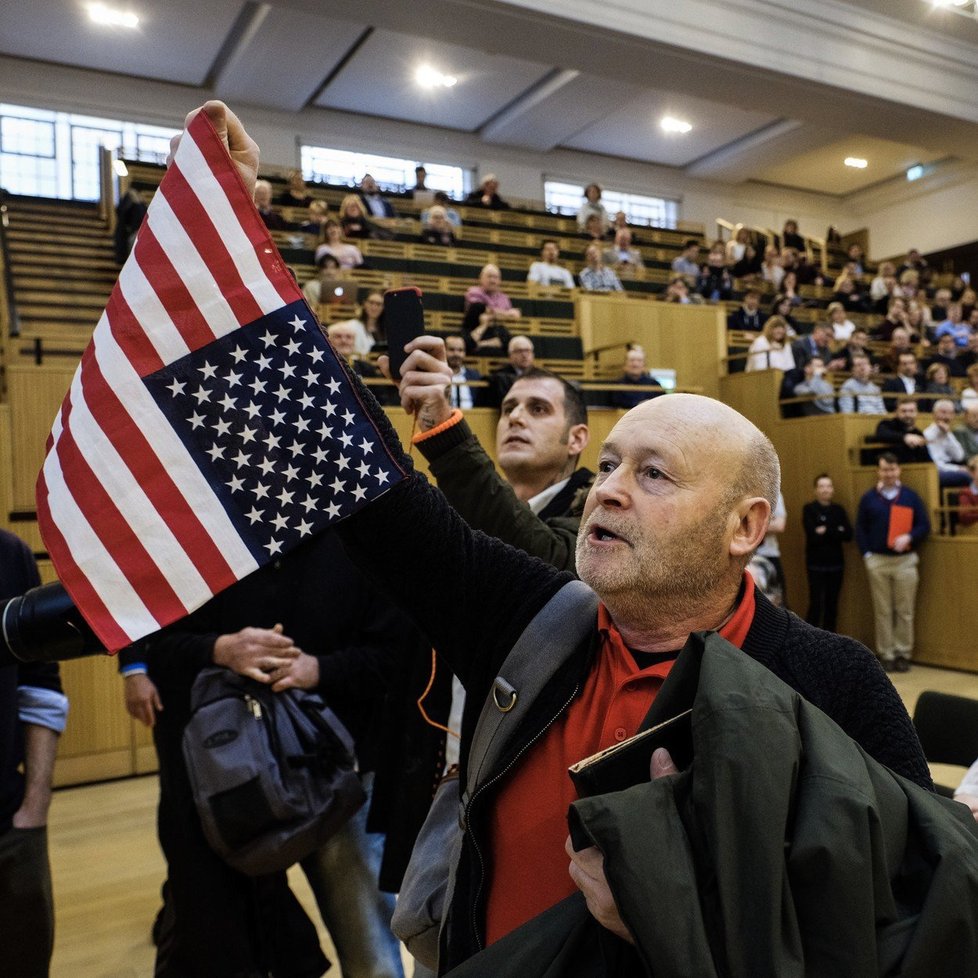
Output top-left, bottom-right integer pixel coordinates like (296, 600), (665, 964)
(121, 534), (416, 978)
(874, 400), (931, 464)
(200, 102), (935, 975)
(0, 530), (68, 978)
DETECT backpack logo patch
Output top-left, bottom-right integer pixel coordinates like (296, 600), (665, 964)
(203, 729), (238, 749)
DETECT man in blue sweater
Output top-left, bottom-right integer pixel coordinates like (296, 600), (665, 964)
(855, 453), (931, 672)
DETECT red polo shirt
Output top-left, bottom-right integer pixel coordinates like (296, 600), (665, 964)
(484, 574), (756, 945)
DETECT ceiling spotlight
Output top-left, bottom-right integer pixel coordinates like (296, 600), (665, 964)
(661, 116), (692, 134)
(415, 65), (458, 89)
(112, 159), (129, 176)
(844, 157), (868, 169)
(87, 3), (139, 28)
(929, 0), (970, 7)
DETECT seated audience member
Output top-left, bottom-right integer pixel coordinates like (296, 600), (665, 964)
(254, 179), (289, 230)
(421, 191), (462, 228)
(527, 240), (575, 289)
(465, 173), (509, 209)
(579, 244), (624, 292)
(767, 293), (800, 334)
(358, 174), (397, 218)
(580, 213), (605, 243)
(760, 244), (785, 291)
(898, 248), (930, 286)
(444, 334), (482, 409)
(925, 333), (968, 378)
(462, 304), (511, 356)
(872, 296), (913, 343)
(874, 400), (931, 464)
(959, 366), (978, 412)
(832, 271), (869, 313)
(794, 252), (824, 287)
(411, 165), (428, 193)
(840, 328), (876, 372)
(325, 322), (396, 405)
(747, 316), (795, 372)
(277, 169), (313, 208)
(609, 346), (664, 409)
(880, 328), (915, 375)
(870, 261), (897, 305)
(934, 303), (972, 347)
(846, 243), (865, 278)
(960, 287), (976, 321)
(605, 210), (631, 240)
(792, 323), (845, 372)
(338, 195), (372, 239)
(838, 355), (885, 415)
(959, 331), (978, 370)
(488, 335), (535, 406)
(793, 357), (836, 415)
(301, 254), (348, 311)
(924, 399), (971, 486)
(827, 301), (856, 341)
(576, 183), (608, 233)
(727, 288), (766, 333)
(725, 226), (759, 278)
(955, 456), (978, 528)
(696, 244), (733, 301)
(661, 275), (700, 304)
(314, 218), (364, 270)
(343, 291), (386, 353)
(802, 474), (853, 633)
(883, 351), (926, 411)
(298, 199), (330, 237)
(604, 228), (644, 273)
(419, 205), (457, 246)
(778, 269), (802, 307)
(931, 286), (953, 323)
(671, 239), (701, 283)
(954, 405), (978, 464)
(781, 219), (805, 251)
(727, 288), (764, 332)
(465, 264), (521, 320)
(924, 362), (957, 409)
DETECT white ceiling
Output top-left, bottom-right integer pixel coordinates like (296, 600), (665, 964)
(3, 0), (978, 197)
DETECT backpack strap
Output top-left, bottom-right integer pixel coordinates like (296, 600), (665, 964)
(464, 578), (599, 800)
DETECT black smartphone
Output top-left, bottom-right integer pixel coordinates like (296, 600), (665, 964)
(384, 287), (425, 380)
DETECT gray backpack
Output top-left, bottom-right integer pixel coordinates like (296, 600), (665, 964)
(183, 667), (366, 876)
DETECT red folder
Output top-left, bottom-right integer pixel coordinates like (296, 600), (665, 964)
(887, 503), (914, 549)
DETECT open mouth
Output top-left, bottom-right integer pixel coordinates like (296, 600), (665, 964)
(590, 522), (628, 545)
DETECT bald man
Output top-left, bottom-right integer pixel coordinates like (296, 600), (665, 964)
(179, 102), (932, 972)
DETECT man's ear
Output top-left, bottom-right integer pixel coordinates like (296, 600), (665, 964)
(729, 497), (771, 558)
(566, 424), (589, 458)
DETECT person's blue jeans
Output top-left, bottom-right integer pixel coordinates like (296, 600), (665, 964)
(300, 773), (404, 978)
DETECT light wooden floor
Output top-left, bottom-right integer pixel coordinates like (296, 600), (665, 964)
(47, 663), (978, 977)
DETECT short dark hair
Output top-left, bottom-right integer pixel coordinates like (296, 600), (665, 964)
(515, 366), (588, 428)
(541, 238), (558, 249)
(813, 472), (831, 486)
(879, 451), (899, 466)
(682, 238), (699, 250)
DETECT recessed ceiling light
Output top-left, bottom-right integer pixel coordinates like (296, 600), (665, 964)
(844, 157), (868, 169)
(415, 65), (458, 89)
(930, 0), (970, 7)
(661, 116), (692, 134)
(87, 3), (139, 28)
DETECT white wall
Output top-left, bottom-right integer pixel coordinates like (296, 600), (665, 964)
(0, 55), (841, 241)
(846, 160), (978, 261)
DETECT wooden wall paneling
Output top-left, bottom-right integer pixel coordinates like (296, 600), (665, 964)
(915, 536), (978, 669)
(0, 403), (12, 532)
(576, 296), (725, 399)
(6, 364), (75, 510)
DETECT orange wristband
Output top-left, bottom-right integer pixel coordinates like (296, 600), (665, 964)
(412, 408), (464, 444)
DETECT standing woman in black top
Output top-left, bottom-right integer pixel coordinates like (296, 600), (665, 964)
(803, 474), (854, 631)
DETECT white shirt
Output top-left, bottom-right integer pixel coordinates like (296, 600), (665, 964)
(528, 477), (571, 515)
(449, 368), (474, 409)
(527, 261), (575, 289)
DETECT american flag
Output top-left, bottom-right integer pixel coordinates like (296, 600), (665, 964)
(36, 110), (406, 653)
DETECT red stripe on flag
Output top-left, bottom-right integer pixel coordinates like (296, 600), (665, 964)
(132, 224), (219, 354)
(189, 115), (299, 308)
(104, 288), (165, 377)
(49, 403), (188, 629)
(79, 350), (240, 596)
(161, 161), (264, 327)
(36, 431), (135, 654)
